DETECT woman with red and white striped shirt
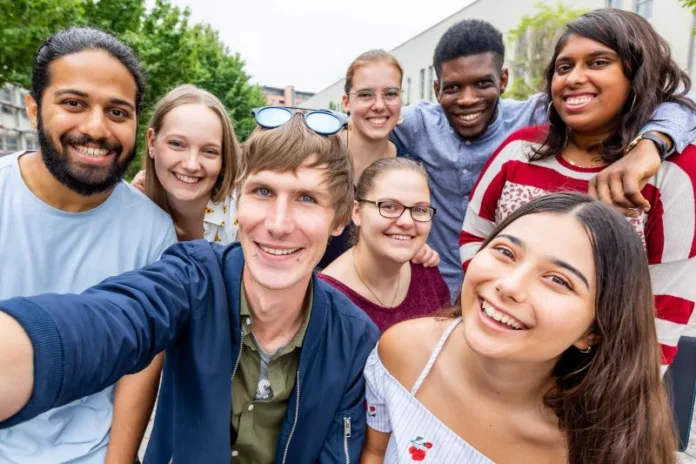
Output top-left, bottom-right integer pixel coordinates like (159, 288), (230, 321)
(460, 8), (696, 371)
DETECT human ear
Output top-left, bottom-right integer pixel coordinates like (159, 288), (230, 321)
(146, 128), (156, 159)
(573, 331), (600, 352)
(25, 94), (39, 129)
(499, 68), (509, 94)
(351, 201), (361, 228)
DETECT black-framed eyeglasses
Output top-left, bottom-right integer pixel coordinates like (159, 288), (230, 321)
(347, 87), (403, 105)
(252, 106), (348, 135)
(357, 199), (436, 222)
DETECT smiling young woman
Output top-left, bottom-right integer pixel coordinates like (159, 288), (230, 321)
(134, 85), (241, 243)
(460, 8), (696, 372)
(363, 193), (675, 464)
(319, 158), (449, 332)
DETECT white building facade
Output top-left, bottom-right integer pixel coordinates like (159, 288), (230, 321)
(0, 84), (37, 157)
(302, 0), (696, 110)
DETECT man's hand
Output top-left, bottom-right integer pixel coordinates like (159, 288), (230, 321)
(131, 170), (147, 194)
(411, 243), (440, 268)
(588, 137), (664, 216)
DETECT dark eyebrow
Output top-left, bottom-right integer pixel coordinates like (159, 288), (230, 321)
(497, 233), (589, 289)
(54, 89), (88, 99)
(497, 233), (523, 247)
(54, 89), (136, 111)
(586, 50), (616, 59)
(551, 259), (589, 289)
(556, 50), (616, 63)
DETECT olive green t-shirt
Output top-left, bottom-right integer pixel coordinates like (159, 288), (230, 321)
(230, 283), (312, 463)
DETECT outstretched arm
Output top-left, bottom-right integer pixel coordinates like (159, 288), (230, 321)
(0, 312), (34, 421)
(0, 242), (207, 427)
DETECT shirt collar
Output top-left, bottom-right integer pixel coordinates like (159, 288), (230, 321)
(239, 280), (314, 349)
(204, 198), (227, 227)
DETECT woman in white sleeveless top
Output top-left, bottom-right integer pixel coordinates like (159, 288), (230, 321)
(361, 193), (675, 463)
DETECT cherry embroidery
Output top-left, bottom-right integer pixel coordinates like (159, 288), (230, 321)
(408, 437), (433, 461)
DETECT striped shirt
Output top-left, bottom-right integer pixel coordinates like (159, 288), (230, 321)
(364, 318), (493, 463)
(459, 126), (696, 368)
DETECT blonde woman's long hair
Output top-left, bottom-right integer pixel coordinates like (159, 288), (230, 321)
(143, 84), (241, 217)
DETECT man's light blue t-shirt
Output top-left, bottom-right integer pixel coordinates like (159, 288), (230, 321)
(0, 152), (177, 463)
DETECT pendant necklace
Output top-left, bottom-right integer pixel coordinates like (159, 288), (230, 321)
(352, 249), (400, 307)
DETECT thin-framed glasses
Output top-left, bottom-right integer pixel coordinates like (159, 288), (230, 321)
(357, 199), (436, 222)
(347, 87), (403, 105)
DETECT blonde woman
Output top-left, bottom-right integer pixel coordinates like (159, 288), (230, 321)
(320, 50), (440, 269)
(133, 85), (241, 243)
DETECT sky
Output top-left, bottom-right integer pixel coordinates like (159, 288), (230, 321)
(168, 0), (476, 93)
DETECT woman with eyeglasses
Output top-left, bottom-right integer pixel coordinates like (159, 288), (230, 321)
(319, 158), (450, 332)
(318, 50), (440, 269)
(460, 9), (696, 372)
(132, 85), (241, 243)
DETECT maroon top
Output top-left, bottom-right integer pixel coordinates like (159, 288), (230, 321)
(318, 263), (451, 332)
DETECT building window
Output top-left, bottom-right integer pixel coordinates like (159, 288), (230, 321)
(419, 69), (425, 100)
(428, 66), (435, 101)
(635, 0), (653, 19)
(6, 135), (18, 152)
(406, 77), (412, 105)
(0, 86), (10, 103)
(607, 0), (623, 8)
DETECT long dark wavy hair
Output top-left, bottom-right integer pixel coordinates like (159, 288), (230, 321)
(451, 192), (676, 463)
(533, 8), (696, 163)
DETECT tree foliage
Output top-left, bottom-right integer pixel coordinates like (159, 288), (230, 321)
(682, 0), (696, 11)
(0, 0), (265, 177)
(505, 2), (586, 100)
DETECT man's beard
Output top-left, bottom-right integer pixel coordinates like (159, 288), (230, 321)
(37, 114), (136, 196)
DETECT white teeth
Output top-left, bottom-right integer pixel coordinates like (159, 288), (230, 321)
(173, 173), (200, 184)
(75, 145), (109, 157)
(389, 234), (412, 241)
(368, 117), (387, 125)
(481, 300), (524, 330)
(457, 112), (482, 122)
(259, 245), (300, 256)
(566, 96), (593, 106)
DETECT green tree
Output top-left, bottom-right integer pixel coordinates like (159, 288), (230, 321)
(188, 24), (266, 142)
(0, 0), (84, 87)
(505, 2), (586, 100)
(682, 0), (696, 12)
(0, 0), (265, 178)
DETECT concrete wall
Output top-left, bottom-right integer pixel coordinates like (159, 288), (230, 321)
(302, 0), (694, 110)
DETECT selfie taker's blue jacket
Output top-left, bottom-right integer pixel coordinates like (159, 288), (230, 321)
(0, 241), (380, 463)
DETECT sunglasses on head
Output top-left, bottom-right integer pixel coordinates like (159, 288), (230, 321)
(252, 106), (348, 136)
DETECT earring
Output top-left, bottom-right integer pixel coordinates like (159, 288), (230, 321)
(578, 345), (592, 354)
(397, 115), (404, 125)
(630, 94), (637, 112)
